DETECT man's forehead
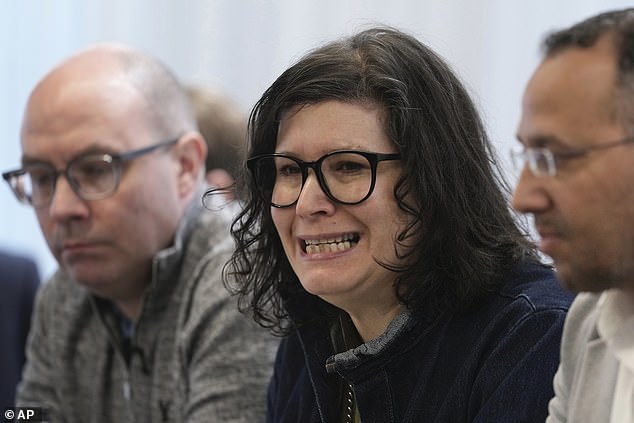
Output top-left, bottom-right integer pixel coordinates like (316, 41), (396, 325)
(519, 43), (620, 139)
(24, 73), (147, 135)
(530, 51), (615, 98)
(20, 79), (152, 164)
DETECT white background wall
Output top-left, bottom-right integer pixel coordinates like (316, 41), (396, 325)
(1, 0), (632, 279)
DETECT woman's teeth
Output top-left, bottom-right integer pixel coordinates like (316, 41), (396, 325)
(304, 234), (358, 254)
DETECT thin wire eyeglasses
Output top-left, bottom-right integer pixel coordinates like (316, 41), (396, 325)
(2, 138), (179, 208)
(510, 136), (634, 176)
(246, 150), (401, 208)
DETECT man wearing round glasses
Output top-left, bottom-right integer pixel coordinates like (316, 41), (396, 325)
(2, 44), (276, 422)
(511, 8), (634, 423)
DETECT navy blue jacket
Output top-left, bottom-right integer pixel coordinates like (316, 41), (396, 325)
(0, 251), (40, 408)
(267, 261), (574, 422)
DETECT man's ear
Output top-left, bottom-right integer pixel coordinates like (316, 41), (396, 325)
(174, 131), (207, 198)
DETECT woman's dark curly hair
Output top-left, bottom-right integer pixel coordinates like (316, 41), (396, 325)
(224, 26), (537, 336)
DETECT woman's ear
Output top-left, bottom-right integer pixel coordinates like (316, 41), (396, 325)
(174, 131), (207, 198)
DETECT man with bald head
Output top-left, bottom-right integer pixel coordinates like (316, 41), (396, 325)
(2, 44), (277, 422)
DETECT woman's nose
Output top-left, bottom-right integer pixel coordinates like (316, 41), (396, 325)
(294, 171), (336, 217)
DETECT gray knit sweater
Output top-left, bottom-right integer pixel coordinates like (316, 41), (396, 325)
(17, 198), (278, 422)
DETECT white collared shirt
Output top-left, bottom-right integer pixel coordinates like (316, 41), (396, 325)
(596, 290), (634, 423)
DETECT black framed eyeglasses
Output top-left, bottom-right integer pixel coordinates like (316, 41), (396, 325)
(510, 136), (634, 177)
(246, 150), (401, 207)
(2, 138), (178, 208)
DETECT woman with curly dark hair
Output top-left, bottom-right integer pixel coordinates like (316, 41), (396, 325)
(220, 26), (574, 422)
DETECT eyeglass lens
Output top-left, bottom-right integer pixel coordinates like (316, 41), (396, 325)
(253, 152), (376, 207)
(511, 148), (555, 176)
(12, 155), (120, 207)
